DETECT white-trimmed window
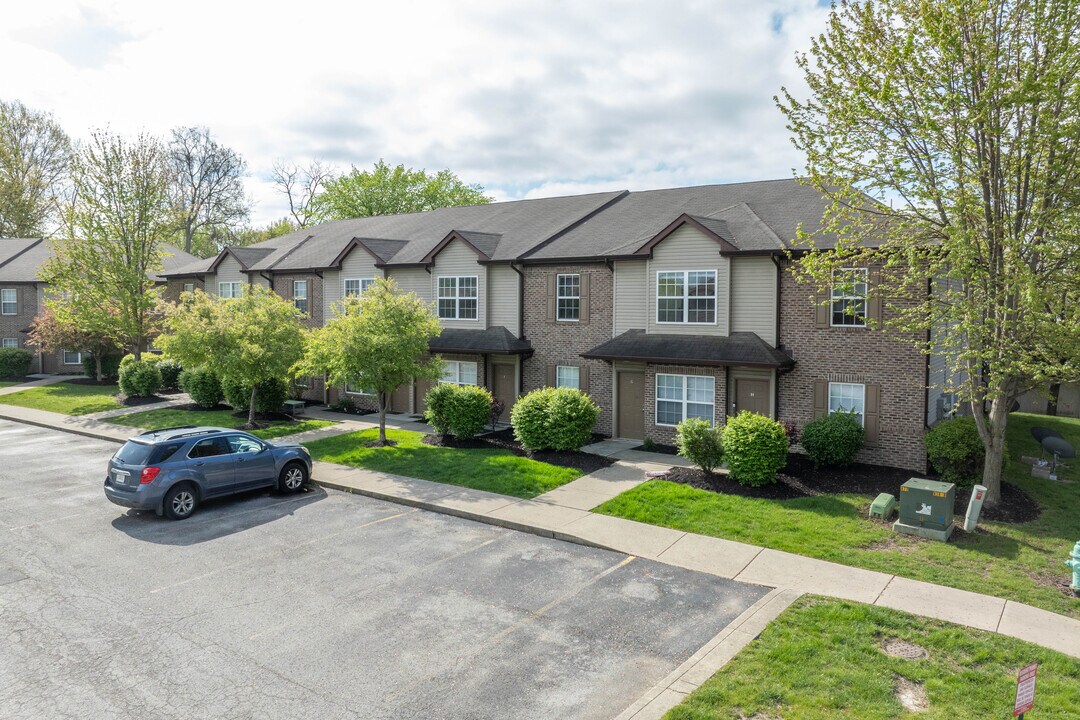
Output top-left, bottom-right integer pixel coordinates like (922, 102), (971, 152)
(828, 382), (865, 425)
(441, 360), (478, 386)
(437, 276), (478, 320)
(344, 278), (375, 298)
(831, 268), (868, 327)
(182, 283), (194, 293)
(1, 289), (16, 316)
(656, 374), (715, 426)
(63, 350), (82, 365)
(556, 274), (580, 321)
(556, 365), (580, 389)
(656, 271), (716, 324)
(293, 280), (308, 314)
(218, 282), (241, 299)
(344, 384), (375, 396)
(1, 338), (17, 348)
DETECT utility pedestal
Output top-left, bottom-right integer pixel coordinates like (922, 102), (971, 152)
(893, 478), (955, 541)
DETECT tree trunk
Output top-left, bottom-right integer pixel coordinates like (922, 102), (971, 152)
(979, 396), (1011, 505)
(378, 391), (387, 444)
(248, 384), (258, 426)
(1048, 383), (1061, 416)
(95, 355), (103, 382)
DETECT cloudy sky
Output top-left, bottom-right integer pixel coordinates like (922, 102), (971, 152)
(1, 1), (831, 225)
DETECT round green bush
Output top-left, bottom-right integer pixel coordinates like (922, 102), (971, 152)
(924, 416), (986, 487)
(800, 411), (865, 468)
(118, 360), (162, 398)
(82, 354), (122, 381)
(120, 352), (163, 369)
(721, 411), (789, 486)
(179, 367), (222, 408)
(223, 376), (289, 414)
(447, 384), (493, 439)
(675, 418), (724, 473)
(423, 382), (457, 435)
(0, 347), (33, 378)
(157, 358), (183, 390)
(511, 387), (600, 451)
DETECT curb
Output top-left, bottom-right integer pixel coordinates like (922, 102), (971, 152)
(0, 412), (126, 444)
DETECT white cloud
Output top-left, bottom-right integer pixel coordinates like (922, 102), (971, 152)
(0, 0), (830, 225)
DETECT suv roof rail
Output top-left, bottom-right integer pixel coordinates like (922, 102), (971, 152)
(138, 425), (198, 436)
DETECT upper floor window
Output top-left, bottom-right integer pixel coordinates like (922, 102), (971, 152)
(437, 276), (478, 320)
(218, 282), (241, 299)
(293, 280), (308, 314)
(828, 382), (865, 425)
(656, 373), (714, 426)
(344, 278), (375, 298)
(557, 274), (580, 321)
(182, 283), (194, 293)
(1, 289), (17, 315)
(656, 270), (716, 324)
(2, 338), (17, 348)
(831, 268), (868, 327)
(556, 365), (580, 389)
(441, 360), (478, 386)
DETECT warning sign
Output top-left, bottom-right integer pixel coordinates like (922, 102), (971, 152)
(1013, 662), (1038, 717)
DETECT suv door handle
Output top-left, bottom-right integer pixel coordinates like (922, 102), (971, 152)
(194, 461), (204, 466)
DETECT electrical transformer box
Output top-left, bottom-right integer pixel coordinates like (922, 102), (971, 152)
(896, 478), (955, 540)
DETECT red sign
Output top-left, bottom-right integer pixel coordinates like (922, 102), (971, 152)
(1013, 662), (1038, 716)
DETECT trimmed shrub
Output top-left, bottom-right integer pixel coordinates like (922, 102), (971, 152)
(924, 416), (986, 486)
(0, 347), (33, 378)
(118, 359), (162, 398)
(120, 352), (164, 369)
(179, 367), (222, 408)
(423, 382), (457, 435)
(82, 354), (122, 381)
(511, 387), (600, 452)
(721, 411), (789, 487)
(800, 411), (864, 468)
(223, 376), (289, 414)
(331, 395), (356, 413)
(675, 418), (724, 473)
(448, 384), (493, 439)
(157, 358), (183, 390)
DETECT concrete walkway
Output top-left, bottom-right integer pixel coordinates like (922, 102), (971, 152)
(0, 374), (77, 396)
(81, 393), (194, 420)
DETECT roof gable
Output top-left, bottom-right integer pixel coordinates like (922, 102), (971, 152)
(633, 213), (740, 256)
(420, 230), (502, 264)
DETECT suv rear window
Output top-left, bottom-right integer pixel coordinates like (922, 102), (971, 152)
(115, 441), (183, 465)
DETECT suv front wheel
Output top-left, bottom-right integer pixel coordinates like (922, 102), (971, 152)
(163, 483), (198, 520)
(279, 462), (308, 493)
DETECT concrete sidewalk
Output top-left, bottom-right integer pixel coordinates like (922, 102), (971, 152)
(0, 374), (78, 396)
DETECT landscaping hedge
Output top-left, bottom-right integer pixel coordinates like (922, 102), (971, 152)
(82, 354), (122, 381)
(675, 417), (724, 473)
(223, 376), (289, 414)
(511, 387), (599, 451)
(157, 359), (183, 390)
(118, 359), (162, 398)
(0, 348), (33, 378)
(424, 383), (493, 439)
(800, 411), (864, 467)
(721, 411), (789, 486)
(924, 416), (986, 486)
(179, 367), (222, 408)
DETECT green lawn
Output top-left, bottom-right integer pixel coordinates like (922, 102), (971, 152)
(305, 428), (582, 498)
(665, 597), (1080, 719)
(0, 381), (18, 389)
(597, 412), (1080, 618)
(0, 382), (122, 415)
(108, 407), (335, 440)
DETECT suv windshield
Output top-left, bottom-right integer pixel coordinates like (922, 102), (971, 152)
(114, 440), (183, 466)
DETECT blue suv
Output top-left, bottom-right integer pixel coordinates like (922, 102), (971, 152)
(104, 426), (313, 520)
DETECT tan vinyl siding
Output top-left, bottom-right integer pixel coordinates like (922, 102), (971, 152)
(431, 239), (486, 329)
(730, 256), (777, 345)
(487, 263), (520, 335)
(613, 260), (647, 334)
(646, 225), (729, 336)
(249, 274), (270, 289)
(325, 248), (381, 318)
(388, 267), (431, 301)
(199, 273), (216, 293)
(214, 256), (246, 294)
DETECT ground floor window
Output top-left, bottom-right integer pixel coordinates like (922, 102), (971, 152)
(441, 360), (478, 386)
(656, 373), (714, 426)
(2, 338), (17, 348)
(556, 365), (579, 389)
(828, 382), (865, 425)
(63, 350), (82, 365)
(344, 384), (375, 396)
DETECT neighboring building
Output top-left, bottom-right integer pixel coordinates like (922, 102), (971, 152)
(0, 238), (200, 373)
(161, 180), (932, 471)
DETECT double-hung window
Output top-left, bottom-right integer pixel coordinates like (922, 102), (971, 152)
(656, 271), (716, 324)
(1, 338), (17, 348)
(182, 283), (194, 293)
(831, 269), (868, 327)
(555, 365), (580, 389)
(655, 374), (714, 426)
(437, 276), (478, 320)
(63, 350), (82, 365)
(293, 280), (308, 314)
(344, 278), (375, 298)
(441, 360), (478, 386)
(344, 384), (375, 396)
(1, 289), (16, 316)
(556, 274), (580, 321)
(828, 382), (865, 425)
(218, 282), (241, 299)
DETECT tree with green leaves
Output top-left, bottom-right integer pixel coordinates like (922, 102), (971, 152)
(295, 278), (442, 444)
(28, 307), (121, 381)
(311, 160), (491, 221)
(41, 129), (175, 361)
(0, 99), (71, 238)
(777, 0), (1080, 503)
(157, 285), (306, 426)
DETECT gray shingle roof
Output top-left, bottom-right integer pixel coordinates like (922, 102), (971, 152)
(581, 330), (794, 368)
(0, 237), (200, 282)
(429, 327), (533, 355)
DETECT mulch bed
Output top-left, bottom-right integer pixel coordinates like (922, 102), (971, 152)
(325, 407), (377, 417)
(422, 428), (615, 474)
(660, 452), (1040, 524)
(118, 394), (167, 407)
(633, 442), (680, 456)
(67, 377), (115, 386)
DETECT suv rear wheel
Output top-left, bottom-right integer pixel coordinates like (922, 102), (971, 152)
(163, 483), (198, 520)
(279, 462), (308, 493)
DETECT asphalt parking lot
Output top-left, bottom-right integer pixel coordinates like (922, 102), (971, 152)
(0, 420), (769, 719)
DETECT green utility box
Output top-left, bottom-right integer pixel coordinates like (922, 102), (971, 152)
(869, 493), (897, 520)
(894, 478), (955, 541)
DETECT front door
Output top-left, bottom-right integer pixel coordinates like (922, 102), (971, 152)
(617, 371), (645, 439)
(188, 437), (237, 497)
(735, 379), (771, 416)
(492, 363), (516, 421)
(415, 378), (437, 414)
(390, 383), (411, 414)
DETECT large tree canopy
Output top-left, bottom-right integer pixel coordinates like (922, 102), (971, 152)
(0, 99), (71, 238)
(311, 160), (492, 221)
(168, 126), (250, 257)
(777, 0), (1080, 502)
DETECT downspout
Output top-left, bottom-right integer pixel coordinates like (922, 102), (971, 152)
(512, 263), (526, 393)
(771, 254), (783, 419)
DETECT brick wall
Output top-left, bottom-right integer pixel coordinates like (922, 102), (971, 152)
(777, 258), (927, 472)
(271, 274), (323, 329)
(521, 264), (615, 435)
(161, 278), (205, 303)
(0, 283), (37, 352)
(644, 364), (727, 446)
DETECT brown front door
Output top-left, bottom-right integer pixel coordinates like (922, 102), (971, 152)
(735, 379), (771, 416)
(492, 363), (516, 421)
(415, 378), (437, 413)
(617, 371), (645, 439)
(390, 383), (411, 414)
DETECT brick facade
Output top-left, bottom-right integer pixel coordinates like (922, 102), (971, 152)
(326, 352), (485, 414)
(644, 364), (727, 446)
(521, 264), (615, 435)
(0, 283), (37, 352)
(271, 273), (324, 329)
(777, 258), (927, 472)
(162, 277), (205, 303)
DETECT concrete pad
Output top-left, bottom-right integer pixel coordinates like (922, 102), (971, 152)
(581, 438), (641, 457)
(558, 513), (685, 559)
(533, 483), (616, 510)
(487, 499), (590, 535)
(311, 461), (362, 482)
(735, 548), (890, 603)
(874, 576), (1006, 631)
(428, 487), (520, 516)
(613, 448), (695, 468)
(629, 688), (688, 720)
(997, 601), (1080, 659)
(656, 533), (763, 579)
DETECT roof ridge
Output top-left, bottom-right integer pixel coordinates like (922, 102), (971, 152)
(266, 235), (314, 271)
(518, 190), (630, 260)
(0, 238), (45, 272)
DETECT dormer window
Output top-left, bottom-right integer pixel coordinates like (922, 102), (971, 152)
(437, 276), (478, 320)
(656, 270), (716, 324)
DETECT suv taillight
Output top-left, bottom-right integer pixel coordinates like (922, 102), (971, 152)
(140, 467), (161, 484)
